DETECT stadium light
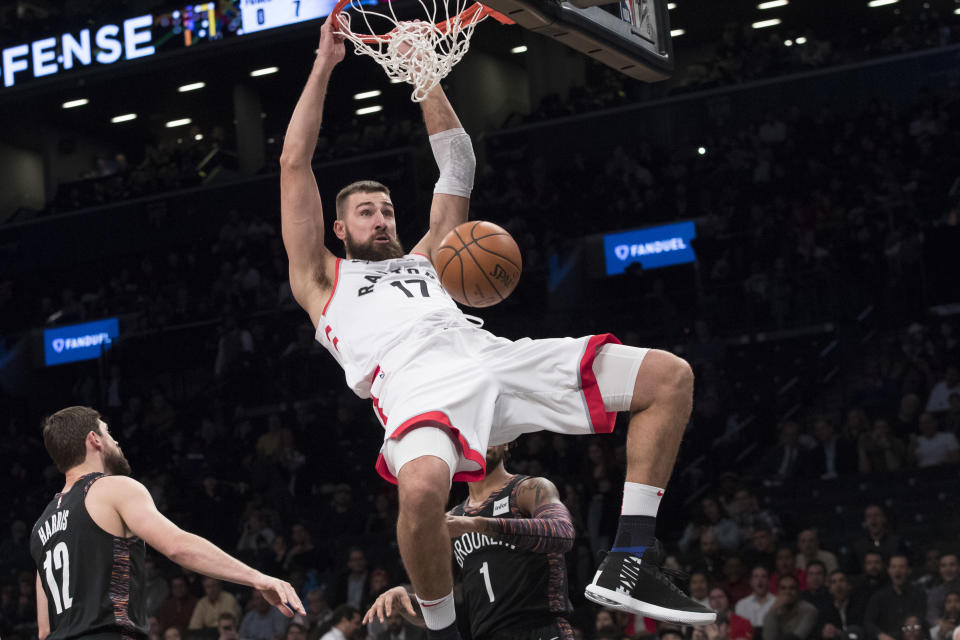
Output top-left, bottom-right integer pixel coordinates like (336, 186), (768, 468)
(178, 82), (206, 92)
(511, 45), (528, 53)
(697, 146), (707, 155)
(356, 105), (383, 115)
(62, 99), (89, 109)
(796, 36), (807, 44)
(752, 18), (781, 28)
(670, 28), (685, 37)
(667, 3), (676, 9)
(166, 118), (192, 128)
(111, 113), (137, 123)
(250, 66), (279, 77)
(758, 0), (788, 8)
(353, 90), (382, 100)
(867, 0), (898, 6)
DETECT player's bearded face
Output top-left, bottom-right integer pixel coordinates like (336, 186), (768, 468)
(485, 445), (508, 470)
(344, 223), (404, 261)
(103, 436), (132, 476)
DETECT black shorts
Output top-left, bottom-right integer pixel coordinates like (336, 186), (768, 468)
(483, 617), (575, 640)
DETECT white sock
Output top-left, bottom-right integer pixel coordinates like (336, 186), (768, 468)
(622, 482), (664, 517)
(417, 591), (457, 630)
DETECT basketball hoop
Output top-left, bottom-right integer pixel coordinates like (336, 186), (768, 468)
(332, 0), (514, 102)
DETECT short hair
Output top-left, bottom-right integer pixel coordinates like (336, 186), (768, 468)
(330, 604), (359, 625)
(335, 180), (390, 220)
(285, 622), (306, 636)
(778, 574), (799, 587)
(689, 570), (711, 585)
(42, 406), (103, 472)
(828, 569), (847, 579)
(889, 553), (910, 567)
(864, 550), (884, 560)
(218, 613), (236, 624)
(806, 560), (827, 573)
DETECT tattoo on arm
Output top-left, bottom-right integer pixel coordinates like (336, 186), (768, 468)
(486, 503), (575, 554)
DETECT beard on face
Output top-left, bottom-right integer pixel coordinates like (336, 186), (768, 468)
(105, 447), (132, 476)
(344, 226), (404, 261)
(485, 445), (507, 471)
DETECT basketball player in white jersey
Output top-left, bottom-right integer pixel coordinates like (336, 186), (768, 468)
(280, 17), (715, 640)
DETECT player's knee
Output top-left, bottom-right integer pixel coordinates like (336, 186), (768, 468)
(670, 355), (695, 397)
(632, 350), (693, 411)
(397, 457), (450, 516)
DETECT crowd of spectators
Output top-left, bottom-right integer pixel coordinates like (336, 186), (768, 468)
(12, 0), (960, 217)
(535, 0), (960, 121)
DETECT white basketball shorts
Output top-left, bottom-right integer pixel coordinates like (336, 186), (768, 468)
(370, 326), (647, 484)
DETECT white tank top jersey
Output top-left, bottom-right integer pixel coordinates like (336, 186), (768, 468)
(314, 253), (473, 397)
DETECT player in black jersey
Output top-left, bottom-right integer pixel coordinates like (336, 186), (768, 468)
(363, 444), (576, 640)
(31, 406), (304, 640)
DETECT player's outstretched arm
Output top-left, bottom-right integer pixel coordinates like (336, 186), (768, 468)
(105, 476), (305, 617)
(410, 86), (475, 263)
(36, 572), (50, 640)
(362, 585), (426, 627)
(280, 16), (344, 327)
(445, 477), (575, 554)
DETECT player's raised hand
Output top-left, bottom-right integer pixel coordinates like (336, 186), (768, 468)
(254, 575), (306, 617)
(316, 15), (346, 67)
(363, 586), (417, 624)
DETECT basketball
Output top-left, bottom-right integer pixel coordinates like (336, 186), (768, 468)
(436, 221), (522, 308)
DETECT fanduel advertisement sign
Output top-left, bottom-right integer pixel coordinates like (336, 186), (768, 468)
(603, 221), (697, 275)
(44, 318), (119, 366)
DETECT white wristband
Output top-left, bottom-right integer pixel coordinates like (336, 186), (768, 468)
(429, 127), (475, 198)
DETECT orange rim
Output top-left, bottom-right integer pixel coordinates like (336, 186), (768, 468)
(331, 0), (514, 44)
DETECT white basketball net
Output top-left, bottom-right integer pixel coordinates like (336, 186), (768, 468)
(335, 1), (497, 102)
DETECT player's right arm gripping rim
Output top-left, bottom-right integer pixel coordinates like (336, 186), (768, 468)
(102, 476), (305, 617)
(409, 87), (475, 264)
(279, 16), (345, 328)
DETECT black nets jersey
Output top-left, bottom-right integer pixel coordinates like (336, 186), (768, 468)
(449, 475), (573, 640)
(30, 473), (148, 640)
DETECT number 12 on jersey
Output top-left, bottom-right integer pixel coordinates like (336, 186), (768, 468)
(479, 561), (495, 603)
(43, 542), (73, 614)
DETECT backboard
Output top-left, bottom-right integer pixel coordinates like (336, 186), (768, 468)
(482, 0), (673, 81)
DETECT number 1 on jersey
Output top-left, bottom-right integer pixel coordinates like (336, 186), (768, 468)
(43, 542), (73, 614)
(479, 561), (495, 603)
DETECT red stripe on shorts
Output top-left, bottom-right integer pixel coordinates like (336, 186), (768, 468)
(580, 333), (622, 433)
(374, 411), (487, 485)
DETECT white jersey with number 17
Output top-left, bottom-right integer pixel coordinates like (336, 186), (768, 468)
(314, 253), (471, 398)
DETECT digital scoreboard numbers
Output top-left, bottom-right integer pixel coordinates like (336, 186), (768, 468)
(240, 0), (333, 34)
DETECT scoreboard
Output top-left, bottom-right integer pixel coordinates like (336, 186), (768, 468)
(238, 0), (375, 34)
(239, 0), (338, 34)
